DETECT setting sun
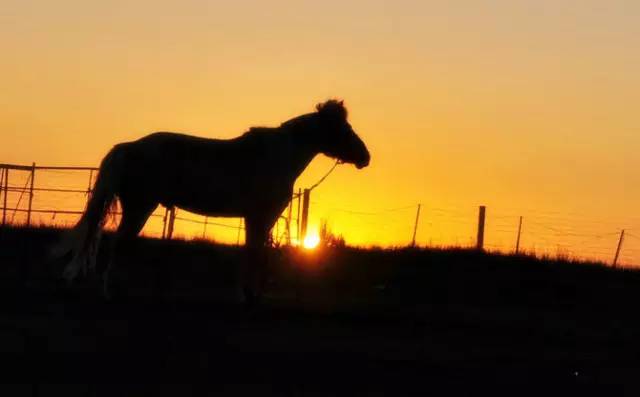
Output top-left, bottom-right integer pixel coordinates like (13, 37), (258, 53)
(303, 234), (321, 250)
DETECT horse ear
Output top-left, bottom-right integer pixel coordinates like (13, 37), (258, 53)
(316, 99), (348, 120)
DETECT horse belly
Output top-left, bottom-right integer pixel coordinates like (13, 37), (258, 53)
(168, 186), (250, 217)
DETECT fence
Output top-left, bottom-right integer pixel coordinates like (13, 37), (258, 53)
(306, 194), (640, 267)
(0, 163), (311, 246)
(0, 163), (97, 226)
(1, 162), (638, 267)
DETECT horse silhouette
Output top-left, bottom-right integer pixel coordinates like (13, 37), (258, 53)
(54, 99), (370, 303)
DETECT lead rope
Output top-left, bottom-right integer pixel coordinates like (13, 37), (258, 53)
(308, 159), (343, 191)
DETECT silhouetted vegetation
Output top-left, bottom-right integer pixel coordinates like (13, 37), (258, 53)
(0, 225), (638, 395)
(319, 219), (346, 248)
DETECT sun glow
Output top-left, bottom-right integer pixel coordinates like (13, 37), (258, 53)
(303, 233), (321, 250)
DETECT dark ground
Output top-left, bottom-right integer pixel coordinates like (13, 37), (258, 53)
(0, 226), (639, 396)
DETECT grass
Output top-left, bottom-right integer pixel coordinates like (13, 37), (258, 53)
(0, 225), (639, 395)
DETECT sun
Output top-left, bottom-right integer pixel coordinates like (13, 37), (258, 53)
(303, 233), (321, 250)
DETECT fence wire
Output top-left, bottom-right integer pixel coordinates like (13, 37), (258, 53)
(1, 163), (637, 267)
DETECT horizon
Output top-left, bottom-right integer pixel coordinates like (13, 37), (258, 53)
(2, 0), (639, 265)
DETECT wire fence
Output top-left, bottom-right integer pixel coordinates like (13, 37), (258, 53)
(1, 162), (638, 267)
(306, 192), (638, 267)
(0, 163), (299, 247)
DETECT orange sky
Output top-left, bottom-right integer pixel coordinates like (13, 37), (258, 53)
(2, 1), (640, 264)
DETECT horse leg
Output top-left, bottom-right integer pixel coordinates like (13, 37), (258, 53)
(103, 200), (156, 299)
(242, 217), (270, 306)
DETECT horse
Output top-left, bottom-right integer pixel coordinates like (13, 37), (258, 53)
(54, 99), (370, 303)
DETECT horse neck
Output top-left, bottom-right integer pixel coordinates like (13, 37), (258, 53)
(284, 124), (323, 180)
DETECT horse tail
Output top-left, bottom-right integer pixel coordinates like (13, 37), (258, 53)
(52, 144), (126, 282)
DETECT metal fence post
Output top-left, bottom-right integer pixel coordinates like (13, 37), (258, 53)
(515, 216), (523, 254)
(286, 195), (293, 245)
(26, 163), (35, 226)
(613, 229), (625, 268)
(411, 203), (421, 247)
(2, 168), (8, 226)
(86, 169), (94, 206)
(0, 167), (4, 225)
(236, 218), (243, 245)
(476, 205), (486, 251)
(202, 216), (208, 239)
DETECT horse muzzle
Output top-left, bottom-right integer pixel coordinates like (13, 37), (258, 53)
(355, 157), (370, 169)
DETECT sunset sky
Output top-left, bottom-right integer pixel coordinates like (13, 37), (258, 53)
(2, 1), (640, 263)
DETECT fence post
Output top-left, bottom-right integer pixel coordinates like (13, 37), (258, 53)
(236, 218), (243, 245)
(286, 195), (293, 245)
(296, 188), (302, 243)
(300, 188), (310, 244)
(161, 207), (169, 239)
(26, 163), (35, 227)
(86, 169), (94, 206)
(2, 168), (8, 226)
(515, 216), (523, 254)
(0, 167), (4, 226)
(613, 229), (625, 268)
(202, 216), (208, 239)
(476, 205), (486, 251)
(166, 207), (176, 239)
(411, 203), (421, 247)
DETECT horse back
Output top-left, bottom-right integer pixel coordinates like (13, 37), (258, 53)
(118, 131), (293, 216)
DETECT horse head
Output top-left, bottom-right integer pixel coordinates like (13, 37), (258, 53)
(314, 100), (370, 169)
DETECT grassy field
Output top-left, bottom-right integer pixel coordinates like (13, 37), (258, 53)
(0, 226), (639, 395)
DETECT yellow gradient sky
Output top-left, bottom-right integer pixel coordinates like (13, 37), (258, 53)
(2, 1), (640, 263)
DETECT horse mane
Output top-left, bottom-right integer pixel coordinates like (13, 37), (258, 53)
(316, 99), (348, 120)
(243, 99), (348, 136)
(241, 126), (279, 138)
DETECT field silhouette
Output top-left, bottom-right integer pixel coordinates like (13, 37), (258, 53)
(0, 226), (638, 395)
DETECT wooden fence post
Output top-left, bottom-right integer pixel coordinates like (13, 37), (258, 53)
(167, 207), (176, 239)
(296, 188), (302, 243)
(476, 205), (486, 251)
(300, 189), (310, 244)
(161, 207), (169, 239)
(515, 216), (523, 254)
(26, 163), (35, 226)
(613, 229), (625, 268)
